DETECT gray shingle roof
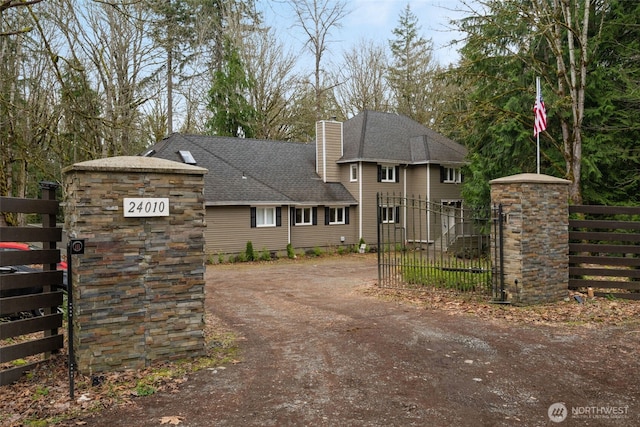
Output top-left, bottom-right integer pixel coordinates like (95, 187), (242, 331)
(148, 134), (357, 206)
(340, 110), (467, 165)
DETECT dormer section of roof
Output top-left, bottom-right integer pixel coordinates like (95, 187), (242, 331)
(316, 119), (343, 183)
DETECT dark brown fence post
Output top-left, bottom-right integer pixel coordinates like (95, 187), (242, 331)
(40, 181), (59, 341)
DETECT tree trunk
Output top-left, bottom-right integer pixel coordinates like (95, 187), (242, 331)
(167, 48), (173, 135)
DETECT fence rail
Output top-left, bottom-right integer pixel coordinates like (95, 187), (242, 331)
(0, 183), (64, 385)
(569, 205), (640, 300)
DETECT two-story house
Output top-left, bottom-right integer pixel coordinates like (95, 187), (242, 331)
(147, 110), (467, 257)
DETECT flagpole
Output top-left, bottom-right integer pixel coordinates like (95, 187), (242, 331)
(536, 76), (541, 174)
(537, 133), (540, 174)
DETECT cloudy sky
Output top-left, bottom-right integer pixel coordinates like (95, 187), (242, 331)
(256, 0), (468, 68)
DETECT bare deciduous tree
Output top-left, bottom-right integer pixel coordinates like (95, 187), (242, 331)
(334, 39), (390, 118)
(241, 27), (298, 140)
(288, 0), (349, 121)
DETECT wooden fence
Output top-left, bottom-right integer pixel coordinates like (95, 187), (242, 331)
(569, 205), (640, 300)
(0, 182), (65, 385)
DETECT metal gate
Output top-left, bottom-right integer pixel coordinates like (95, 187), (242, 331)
(376, 193), (504, 299)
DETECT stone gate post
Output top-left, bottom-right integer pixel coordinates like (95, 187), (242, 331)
(490, 173), (570, 305)
(63, 156), (207, 373)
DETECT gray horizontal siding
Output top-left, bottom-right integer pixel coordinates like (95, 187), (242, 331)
(205, 206), (289, 255)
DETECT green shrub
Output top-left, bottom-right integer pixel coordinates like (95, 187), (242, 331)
(245, 241), (256, 261)
(286, 243), (295, 259)
(230, 253), (247, 263)
(259, 248), (271, 261)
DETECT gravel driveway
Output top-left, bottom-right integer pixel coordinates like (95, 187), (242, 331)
(84, 254), (639, 426)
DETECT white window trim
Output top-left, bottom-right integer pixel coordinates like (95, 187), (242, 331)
(382, 205), (395, 224)
(295, 207), (313, 226)
(256, 206), (276, 227)
(350, 164), (358, 182)
(443, 167), (462, 184)
(329, 207), (345, 225)
(381, 165), (395, 183)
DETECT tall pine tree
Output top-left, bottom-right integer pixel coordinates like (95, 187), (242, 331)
(387, 4), (438, 126)
(206, 37), (258, 138)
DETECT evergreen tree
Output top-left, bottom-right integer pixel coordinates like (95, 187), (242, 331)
(206, 37), (258, 138)
(446, 0), (613, 206)
(387, 4), (437, 125)
(581, 0), (640, 204)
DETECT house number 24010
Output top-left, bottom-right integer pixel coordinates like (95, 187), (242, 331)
(123, 198), (170, 217)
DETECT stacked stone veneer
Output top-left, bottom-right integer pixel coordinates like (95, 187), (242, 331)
(63, 156), (207, 373)
(490, 173), (570, 305)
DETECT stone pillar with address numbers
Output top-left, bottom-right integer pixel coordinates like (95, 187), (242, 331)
(63, 156), (207, 373)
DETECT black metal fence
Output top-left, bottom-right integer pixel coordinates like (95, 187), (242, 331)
(377, 193), (502, 297)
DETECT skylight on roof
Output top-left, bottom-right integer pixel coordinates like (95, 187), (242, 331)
(178, 150), (196, 165)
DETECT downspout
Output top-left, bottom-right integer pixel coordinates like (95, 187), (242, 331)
(403, 166), (407, 243)
(322, 121), (327, 183)
(287, 206), (291, 245)
(358, 161), (363, 240)
(427, 163), (431, 241)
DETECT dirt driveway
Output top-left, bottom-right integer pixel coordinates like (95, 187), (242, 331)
(84, 254), (639, 426)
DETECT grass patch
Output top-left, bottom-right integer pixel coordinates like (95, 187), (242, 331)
(401, 257), (491, 293)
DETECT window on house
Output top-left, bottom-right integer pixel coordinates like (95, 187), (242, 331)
(295, 207), (313, 225)
(378, 165), (399, 183)
(350, 164), (358, 182)
(257, 207), (276, 227)
(324, 206), (350, 225)
(329, 207), (345, 224)
(251, 207), (281, 228)
(178, 150), (196, 165)
(381, 206), (396, 223)
(441, 166), (462, 183)
(380, 165), (395, 182)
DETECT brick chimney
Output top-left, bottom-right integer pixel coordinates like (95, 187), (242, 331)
(316, 118), (343, 183)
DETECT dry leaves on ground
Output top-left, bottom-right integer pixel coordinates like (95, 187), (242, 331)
(0, 315), (237, 427)
(364, 285), (640, 327)
(159, 415), (184, 425)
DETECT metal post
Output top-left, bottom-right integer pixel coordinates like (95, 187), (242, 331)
(498, 204), (505, 301)
(67, 242), (75, 400)
(67, 238), (84, 399)
(376, 192), (381, 287)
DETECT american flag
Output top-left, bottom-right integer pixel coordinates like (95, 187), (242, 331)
(533, 77), (547, 137)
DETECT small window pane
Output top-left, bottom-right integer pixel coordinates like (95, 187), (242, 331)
(382, 206), (395, 223)
(329, 207), (345, 224)
(381, 166), (395, 182)
(296, 207), (312, 225)
(257, 207), (276, 227)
